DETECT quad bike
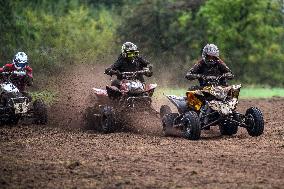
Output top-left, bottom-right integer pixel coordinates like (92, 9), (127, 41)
(87, 70), (157, 133)
(160, 76), (264, 140)
(0, 71), (48, 125)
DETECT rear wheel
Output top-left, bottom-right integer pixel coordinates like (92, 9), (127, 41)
(219, 121), (238, 136)
(162, 113), (178, 136)
(100, 105), (116, 133)
(183, 111), (201, 140)
(160, 105), (172, 118)
(33, 99), (48, 125)
(245, 107), (264, 137)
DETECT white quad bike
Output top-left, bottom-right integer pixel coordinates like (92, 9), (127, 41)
(85, 70), (157, 133)
(0, 71), (47, 125)
(160, 77), (264, 140)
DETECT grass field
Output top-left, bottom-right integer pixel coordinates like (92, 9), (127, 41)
(31, 87), (284, 107)
(155, 87), (284, 99)
(31, 90), (57, 105)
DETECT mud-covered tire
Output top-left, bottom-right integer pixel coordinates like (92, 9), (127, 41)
(162, 113), (178, 136)
(33, 99), (48, 125)
(219, 121), (238, 136)
(183, 111), (201, 140)
(84, 106), (100, 130)
(160, 105), (172, 118)
(100, 105), (116, 133)
(245, 107), (264, 137)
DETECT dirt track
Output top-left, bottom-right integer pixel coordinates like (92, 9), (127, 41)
(0, 65), (284, 189)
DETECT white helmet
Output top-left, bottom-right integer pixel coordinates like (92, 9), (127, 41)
(13, 52), (28, 69)
(121, 42), (139, 58)
(202, 44), (219, 65)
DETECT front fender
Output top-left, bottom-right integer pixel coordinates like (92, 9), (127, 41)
(166, 95), (189, 114)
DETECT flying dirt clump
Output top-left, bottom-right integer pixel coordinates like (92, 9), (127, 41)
(49, 63), (162, 135)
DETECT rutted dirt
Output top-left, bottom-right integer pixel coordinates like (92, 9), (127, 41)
(0, 64), (284, 189)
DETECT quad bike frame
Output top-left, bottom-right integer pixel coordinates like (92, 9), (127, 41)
(160, 85), (264, 140)
(0, 72), (48, 125)
(90, 74), (157, 133)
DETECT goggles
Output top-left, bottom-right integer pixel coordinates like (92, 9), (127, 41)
(206, 55), (218, 61)
(126, 51), (139, 58)
(15, 62), (27, 69)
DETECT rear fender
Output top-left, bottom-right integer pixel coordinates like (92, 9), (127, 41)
(92, 88), (109, 103)
(93, 88), (108, 96)
(106, 86), (123, 99)
(145, 83), (157, 97)
(147, 83), (157, 91)
(166, 95), (188, 114)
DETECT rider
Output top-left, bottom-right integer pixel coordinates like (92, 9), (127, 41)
(0, 52), (33, 98)
(105, 42), (153, 88)
(185, 44), (234, 88)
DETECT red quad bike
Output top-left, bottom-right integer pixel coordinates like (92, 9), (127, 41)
(0, 71), (48, 125)
(160, 76), (264, 140)
(86, 70), (157, 133)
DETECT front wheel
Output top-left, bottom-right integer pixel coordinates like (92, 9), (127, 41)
(245, 107), (264, 137)
(33, 99), (48, 125)
(162, 113), (179, 136)
(160, 105), (172, 118)
(100, 105), (116, 133)
(183, 111), (201, 140)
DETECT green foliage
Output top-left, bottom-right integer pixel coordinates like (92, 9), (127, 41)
(197, 0), (284, 85)
(118, 0), (284, 86)
(31, 90), (57, 105)
(118, 0), (204, 58)
(0, 1), (17, 61)
(0, 0), (118, 73)
(0, 0), (283, 87)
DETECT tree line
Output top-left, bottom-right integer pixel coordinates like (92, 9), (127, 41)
(0, 0), (283, 86)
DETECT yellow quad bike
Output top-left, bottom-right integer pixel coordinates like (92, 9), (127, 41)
(160, 77), (264, 140)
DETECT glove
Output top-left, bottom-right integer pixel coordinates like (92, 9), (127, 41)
(185, 73), (199, 80)
(143, 67), (152, 77)
(115, 70), (122, 77)
(185, 74), (193, 80)
(24, 76), (33, 86)
(104, 68), (120, 77)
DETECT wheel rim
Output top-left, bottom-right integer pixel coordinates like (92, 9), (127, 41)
(185, 126), (191, 134)
(184, 118), (191, 135)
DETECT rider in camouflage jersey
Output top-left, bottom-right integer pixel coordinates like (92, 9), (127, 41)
(186, 44), (234, 88)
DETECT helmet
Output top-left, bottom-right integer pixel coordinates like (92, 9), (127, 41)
(202, 44), (219, 65)
(13, 52), (28, 69)
(121, 42), (139, 58)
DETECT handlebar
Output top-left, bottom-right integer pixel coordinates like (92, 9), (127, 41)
(1, 71), (27, 82)
(1, 71), (27, 76)
(121, 70), (146, 75)
(113, 69), (149, 79)
(119, 71), (144, 80)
